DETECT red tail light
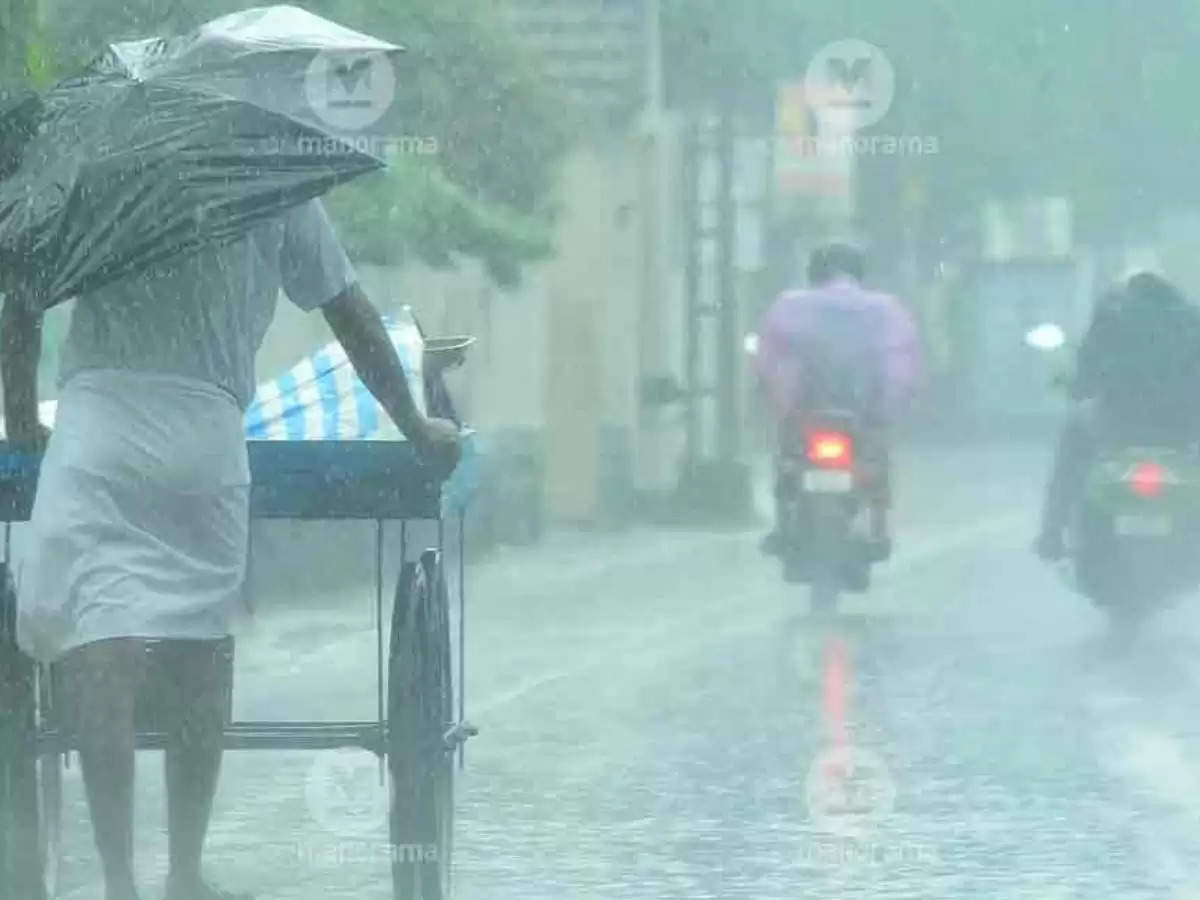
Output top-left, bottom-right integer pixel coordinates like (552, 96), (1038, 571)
(1128, 461), (1167, 498)
(807, 430), (853, 469)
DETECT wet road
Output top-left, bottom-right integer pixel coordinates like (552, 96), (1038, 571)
(54, 439), (1200, 899)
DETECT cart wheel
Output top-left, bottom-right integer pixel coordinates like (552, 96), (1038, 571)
(388, 550), (453, 900)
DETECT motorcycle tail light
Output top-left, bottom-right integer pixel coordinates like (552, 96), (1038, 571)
(807, 431), (853, 469)
(1128, 461), (1167, 498)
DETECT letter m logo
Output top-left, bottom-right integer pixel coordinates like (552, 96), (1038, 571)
(327, 55), (374, 109)
(826, 56), (873, 107)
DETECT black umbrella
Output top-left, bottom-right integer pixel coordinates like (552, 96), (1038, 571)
(0, 5), (407, 311)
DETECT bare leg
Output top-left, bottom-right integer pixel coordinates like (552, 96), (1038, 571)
(155, 638), (247, 900)
(60, 638), (142, 900)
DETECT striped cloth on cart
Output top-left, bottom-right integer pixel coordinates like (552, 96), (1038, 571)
(243, 315), (478, 514)
(244, 316), (421, 441)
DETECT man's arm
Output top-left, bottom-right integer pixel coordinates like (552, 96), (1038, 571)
(1, 292), (45, 445)
(275, 199), (458, 468)
(321, 283), (459, 465)
(754, 294), (806, 421)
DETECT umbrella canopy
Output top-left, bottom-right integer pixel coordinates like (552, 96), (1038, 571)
(0, 5), (407, 311)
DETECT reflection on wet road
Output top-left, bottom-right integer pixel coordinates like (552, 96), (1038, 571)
(52, 441), (1200, 898)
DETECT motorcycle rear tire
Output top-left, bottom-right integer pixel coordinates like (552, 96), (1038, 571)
(1073, 502), (1154, 630)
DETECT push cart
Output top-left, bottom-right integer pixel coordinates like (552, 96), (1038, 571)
(0, 434), (477, 900)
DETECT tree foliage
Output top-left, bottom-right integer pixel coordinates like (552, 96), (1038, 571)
(664, 0), (1200, 246)
(6, 0), (570, 285)
(307, 0), (570, 283)
(321, 152), (554, 289)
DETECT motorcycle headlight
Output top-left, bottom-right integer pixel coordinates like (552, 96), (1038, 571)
(1025, 323), (1066, 351)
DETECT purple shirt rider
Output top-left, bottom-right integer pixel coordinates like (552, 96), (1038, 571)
(754, 275), (921, 430)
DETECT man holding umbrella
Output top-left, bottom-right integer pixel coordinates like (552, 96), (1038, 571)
(3, 201), (459, 900)
(0, 10), (462, 900)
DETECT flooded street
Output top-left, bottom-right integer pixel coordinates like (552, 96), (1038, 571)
(46, 439), (1200, 899)
(5, 2), (1200, 899)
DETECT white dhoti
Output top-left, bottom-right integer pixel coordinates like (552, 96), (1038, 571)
(17, 370), (250, 663)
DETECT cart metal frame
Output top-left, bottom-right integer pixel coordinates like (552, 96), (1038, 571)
(0, 439), (476, 900)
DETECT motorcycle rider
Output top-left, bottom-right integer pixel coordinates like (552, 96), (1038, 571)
(1036, 271), (1200, 559)
(754, 242), (921, 558)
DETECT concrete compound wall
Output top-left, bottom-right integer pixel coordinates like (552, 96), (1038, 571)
(256, 258), (548, 434)
(251, 126), (684, 535)
(540, 138), (642, 524)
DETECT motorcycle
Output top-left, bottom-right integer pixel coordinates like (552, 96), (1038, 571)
(1067, 436), (1200, 626)
(1043, 327), (1200, 628)
(776, 409), (883, 614)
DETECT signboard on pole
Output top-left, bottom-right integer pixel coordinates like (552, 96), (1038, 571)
(773, 79), (853, 212)
(981, 197), (1073, 261)
(734, 138), (767, 271)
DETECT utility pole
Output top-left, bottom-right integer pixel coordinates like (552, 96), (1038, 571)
(635, 0), (676, 497)
(714, 89), (737, 465)
(675, 85), (752, 520)
(680, 113), (701, 478)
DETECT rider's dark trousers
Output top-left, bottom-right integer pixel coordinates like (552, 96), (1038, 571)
(1040, 402), (1097, 538)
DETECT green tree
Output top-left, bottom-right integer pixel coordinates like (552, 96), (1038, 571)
(0, 0), (47, 100)
(664, 0), (1200, 249)
(32, 0), (570, 286)
(310, 0), (570, 285)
